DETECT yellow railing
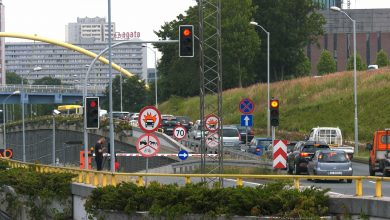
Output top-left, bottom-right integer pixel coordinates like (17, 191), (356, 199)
(2, 159), (390, 197)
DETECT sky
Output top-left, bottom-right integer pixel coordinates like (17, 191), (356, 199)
(1, 0), (390, 66)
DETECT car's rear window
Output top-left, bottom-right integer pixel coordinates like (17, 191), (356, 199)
(258, 140), (271, 146)
(222, 128), (238, 137)
(302, 145), (329, 153)
(318, 151), (348, 162)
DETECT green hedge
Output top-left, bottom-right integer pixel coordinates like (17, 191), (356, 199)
(0, 161), (76, 220)
(85, 181), (329, 219)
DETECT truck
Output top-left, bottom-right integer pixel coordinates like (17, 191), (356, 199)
(366, 129), (390, 176)
(307, 127), (354, 158)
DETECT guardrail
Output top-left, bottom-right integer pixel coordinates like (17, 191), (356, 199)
(2, 158), (390, 198)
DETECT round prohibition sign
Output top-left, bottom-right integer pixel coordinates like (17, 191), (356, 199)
(136, 133), (161, 157)
(138, 106), (162, 133)
(173, 125), (187, 140)
(239, 98), (255, 114)
(205, 114), (220, 132)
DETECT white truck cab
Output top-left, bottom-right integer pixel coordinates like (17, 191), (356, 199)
(308, 127), (354, 158)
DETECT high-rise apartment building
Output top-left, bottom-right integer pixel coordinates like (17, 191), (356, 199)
(0, 0), (5, 85)
(66, 17), (115, 44)
(314, 0), (342, 9)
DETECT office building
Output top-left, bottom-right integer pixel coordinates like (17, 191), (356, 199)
(0, 0), (5, 84)
(5, 42), (147, 88)
(66, 17), (115, 44)
(307, 9), (390, 75)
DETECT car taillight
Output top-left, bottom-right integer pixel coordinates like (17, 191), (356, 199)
(300, 152), (309, 157)
(256, 148), (260, 152)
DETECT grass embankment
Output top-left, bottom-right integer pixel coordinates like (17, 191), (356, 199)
(160, 67), (390, 157)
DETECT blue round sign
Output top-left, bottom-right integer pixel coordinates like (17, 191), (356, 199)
(178, 150), (189, 160)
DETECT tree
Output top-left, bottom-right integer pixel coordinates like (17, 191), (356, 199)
(101, 75), (152, 112)
(317, 50), (336, 75)
(6, 72), (23, 84)
(376, 49), (389, 67)
(346, 54), (366, 71)
(33, 77), (62, 85)
(252, 0), (326, 81)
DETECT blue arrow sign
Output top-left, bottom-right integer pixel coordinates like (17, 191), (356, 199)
(241, 114), (253, 127)
(178, 150), (189, 160)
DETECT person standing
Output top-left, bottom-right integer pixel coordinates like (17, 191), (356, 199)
(95, 137), (106, 171)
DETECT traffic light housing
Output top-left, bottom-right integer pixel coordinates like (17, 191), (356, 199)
(179, 25), (194, 57)
(270, 99), (279, 127)
(85, 97), (99, 129)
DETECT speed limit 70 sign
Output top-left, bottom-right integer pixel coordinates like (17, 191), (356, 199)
(173, 125), (187, 140)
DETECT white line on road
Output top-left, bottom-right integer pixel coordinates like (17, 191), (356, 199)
(369, 181), (376, 184)
(224, 178), (261, 186)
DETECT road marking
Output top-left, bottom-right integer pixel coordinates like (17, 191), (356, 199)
(224, 178), (261, 186)
(369, 181), (376, 184)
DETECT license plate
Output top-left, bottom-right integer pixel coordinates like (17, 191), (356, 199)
(167, 128), (173, 131)
(329, 171), (342, 175)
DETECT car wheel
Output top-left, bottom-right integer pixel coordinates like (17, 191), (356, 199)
(347, 179), (352, 183)
(294, 163), (300, 175)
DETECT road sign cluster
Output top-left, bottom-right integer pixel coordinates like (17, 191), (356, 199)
(239, 98), (254, 127)
(136, 106), (162, 157)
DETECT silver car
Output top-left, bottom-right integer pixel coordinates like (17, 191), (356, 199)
(222, 126), (241, 149)
(307, 150), (353, 183)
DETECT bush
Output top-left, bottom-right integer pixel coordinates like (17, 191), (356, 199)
(376, 49), (389, 67)
(85, 181), (330, 219)
(317, 50), (336, 75)
(347, 54), (366, 71)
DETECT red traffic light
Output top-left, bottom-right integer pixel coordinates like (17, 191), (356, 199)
(270, 100), (279, 108)
(90, 101), (97, 108)
(182, 28), (191, 37)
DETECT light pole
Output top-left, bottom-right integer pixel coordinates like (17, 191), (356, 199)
(330, 6), (358, 154)
(143, 45), (158, 108)
(21, 66), (42, 162)
(250, 21), (270, 137)
(2, 91), (20, 151)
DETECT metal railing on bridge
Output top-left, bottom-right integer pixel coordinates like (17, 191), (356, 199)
(0, 84), (105, 95)
(2, 158), (390, 198)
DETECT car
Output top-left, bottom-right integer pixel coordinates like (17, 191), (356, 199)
(286, 141), (330, 175)
(160, 115), (179, 136)
(242, 137), (272, 156)
(221, 126), (241, 149)
(189, 123), (206, 140)
(287, 141), (298, 154)
(175, 116), (193, 131)
(368, 64), (378, 70)
(231, 124), (254, 144)
(307, 150), (353, 183)
(112, 111), (130, 120)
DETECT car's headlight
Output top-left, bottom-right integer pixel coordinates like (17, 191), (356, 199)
(348, 167), (353, 171)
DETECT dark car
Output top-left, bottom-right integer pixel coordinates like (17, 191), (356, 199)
(231, 124), (254, 144)
(160, 116), (179, 136)
(175, 116), (193, 132)
(287, 141), (330, 175)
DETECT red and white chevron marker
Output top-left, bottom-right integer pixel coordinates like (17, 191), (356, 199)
(273, 140), (287, 169)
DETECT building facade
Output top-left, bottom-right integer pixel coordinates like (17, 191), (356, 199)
(314, 0), (342, 9)
(5, 42), (147, 88)
(0, 0), (5, 84)
(308, 9), (390, 75)
(65, 17), (115, 44)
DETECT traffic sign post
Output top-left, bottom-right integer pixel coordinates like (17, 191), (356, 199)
(205, 114), (220, 132)
(136, 133), (161, 157)
(240, 114), (253, 127)
(273, 140), (287, 169)
(239, 98), (255, 114)
(173, 125), (187, 140)
(138, 106), (162, 133)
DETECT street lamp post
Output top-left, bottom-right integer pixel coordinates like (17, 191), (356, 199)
(143, 45), (158, 108)
(21, 67), (42, 162)
(2, 91), (20, 151)
(250, 21), (270, 137)
(331, 6), (358, 154)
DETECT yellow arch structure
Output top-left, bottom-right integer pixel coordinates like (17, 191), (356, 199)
(0, 32), (134, 78)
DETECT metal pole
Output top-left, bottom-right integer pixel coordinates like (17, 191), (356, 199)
(108, 0), (115, 172)
(154, 50), (158, 109)
(145, 158), (149, 186)
(22, 78), (26, 162)
(120, 72), (123, 112)
(267, 32), (270, 137)
(3, 103), (5, 150)
(353, 19), (358, 155)
(52, 115), (55, 165)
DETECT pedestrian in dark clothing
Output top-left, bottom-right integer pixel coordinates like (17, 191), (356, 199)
(95, 137), (106, 171)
